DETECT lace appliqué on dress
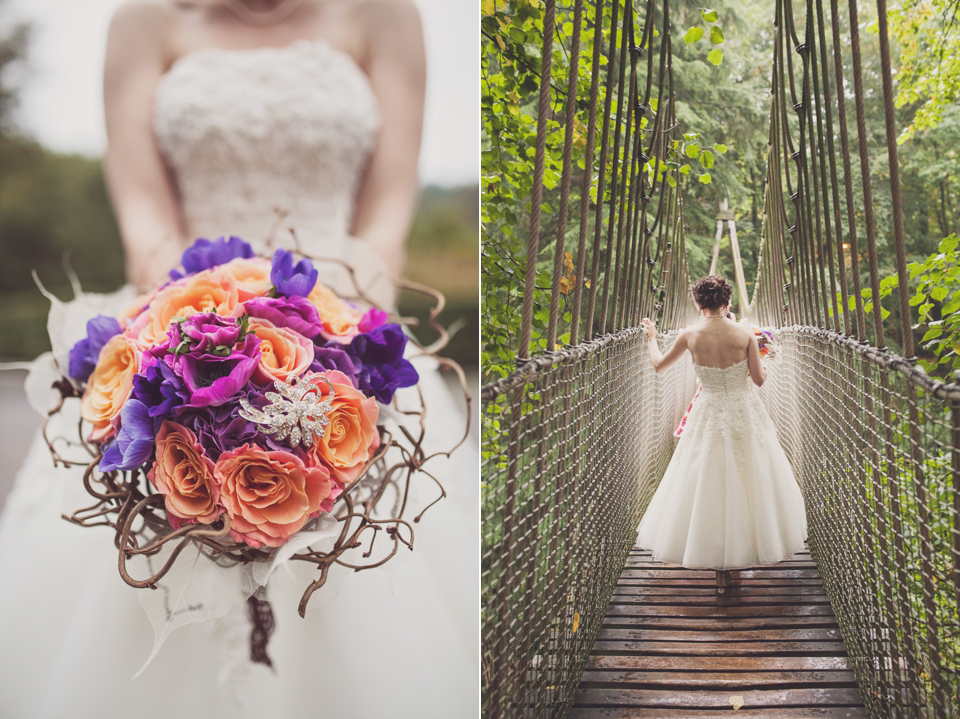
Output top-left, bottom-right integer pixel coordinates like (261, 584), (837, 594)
(153, 40), (380, 256)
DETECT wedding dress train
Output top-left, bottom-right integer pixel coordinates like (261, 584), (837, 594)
(0, 39), (478, 718)
(637, 358), (807, 569)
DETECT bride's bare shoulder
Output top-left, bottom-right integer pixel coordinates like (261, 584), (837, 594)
(348, 0), (422, 35)
(105, 1), (185, 57)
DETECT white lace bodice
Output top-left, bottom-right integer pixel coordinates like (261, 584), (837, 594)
(681, 358), (773, 470)
(693, 357), (752, 396)
(153, 39), (392, 305)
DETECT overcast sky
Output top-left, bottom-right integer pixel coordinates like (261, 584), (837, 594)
(1, 0), (478, 187)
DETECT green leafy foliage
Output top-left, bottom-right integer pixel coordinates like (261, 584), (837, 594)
(879, 0), (960, 143)
(858, 234), (960, 376)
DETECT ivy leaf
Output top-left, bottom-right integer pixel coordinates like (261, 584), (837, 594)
(679, 163), (691, 175)
(667, 175), (677, 188)
(684, 26), (704, 44)
(707, 48), (723, 66)
(710, 26), (724, 44)
(698, 172), (712, 184)
(700, 149), (715, 168)
(702, 9), (719, 22)
(715, 143), (727, 154)
(685, 143), (700, 158)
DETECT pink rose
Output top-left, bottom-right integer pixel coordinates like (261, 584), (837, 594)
(215, 445), (341, 548)
(148, 421), (220, 525)
(307, 370), (380, 483)
(306, 281), (363, 344)
(248, 317), (315, 384)
(218, 257), (273, 301)
(81, 335), (140, 442)
(125, 270), (240, 348)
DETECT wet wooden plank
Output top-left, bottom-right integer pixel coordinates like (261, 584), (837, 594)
(585, 656), (853, 671)
(569, 548), (866, 716)
(572, 687), (865, 707)
(596, 627), (844, 642)
(578, 669), (859, 688)
(602, 616), (839, 631)
(569, 707), (868, 718)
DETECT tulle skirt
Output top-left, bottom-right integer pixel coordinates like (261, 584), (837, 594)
(636, 388), (807, 569)
(0, 353), (478, 719)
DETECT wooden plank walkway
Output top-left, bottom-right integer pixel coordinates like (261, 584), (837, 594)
(569, 547), (867, 718)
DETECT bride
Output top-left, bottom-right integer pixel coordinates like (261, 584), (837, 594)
(0, 0), (478, 716)
(636, 275), (807, 592)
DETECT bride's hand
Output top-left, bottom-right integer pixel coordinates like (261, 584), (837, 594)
(641, 318), (656, 340)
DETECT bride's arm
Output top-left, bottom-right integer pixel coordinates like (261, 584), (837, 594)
(641, 319), (689, 373)
(350, 0), (426, 277)
(747, 333), (767, 387)
(103, 2), (186, 292)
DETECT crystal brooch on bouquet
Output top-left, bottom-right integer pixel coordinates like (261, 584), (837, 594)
(238, 373), (336, 449)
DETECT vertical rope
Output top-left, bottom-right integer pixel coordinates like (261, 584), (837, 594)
(518, 0), (557, 360)
(547, 0), (585, 349)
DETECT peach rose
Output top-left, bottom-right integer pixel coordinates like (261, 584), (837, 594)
(219, 257), (272, 301)
(148, 421), (220, 525)
(306, 281), (363, 344)
(307, 370), (380, 483)
(125, 269), (239, 348)
(248, 317), (315, 384)
(215, 444), (341, 548)
(81, 335), (139, 442)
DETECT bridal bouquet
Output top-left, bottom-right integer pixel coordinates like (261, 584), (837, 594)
(753, 327), (778, 358)
(45, 236), (464, 667)
(69, 236), (414, 549)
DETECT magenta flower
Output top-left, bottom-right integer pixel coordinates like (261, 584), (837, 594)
(168, 314), (262, 408)
(243, 296), (323, 339)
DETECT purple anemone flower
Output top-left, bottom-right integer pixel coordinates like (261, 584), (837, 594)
(170, 236), (254, 280)
(178, 313), (244, 353)
(310, 343), (361, 386)
(99, 400), (158, 472)
(68, 315), (123, 383)
(244, 296), (323, 339)
(132, 358), (190, 419)
(173, 333), (261, 409)
(270, 249), (318, 297)
(343, 324), (419, 404)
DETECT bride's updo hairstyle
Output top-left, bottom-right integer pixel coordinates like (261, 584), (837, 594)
(692, 275), (732, 310)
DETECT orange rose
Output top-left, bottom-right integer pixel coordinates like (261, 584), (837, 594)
(219, 257), (272, 301)
(125, 269), (239, 347)
(148, 421), (220, 525)
(215, 445), (340, 548)
(81, 335), (139, 442)
(306, 281), (363, 344)
(307, 370), (380, 483)
(248, 317), (314, 384)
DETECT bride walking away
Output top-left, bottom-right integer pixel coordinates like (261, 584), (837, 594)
(636, 275), (807, 592)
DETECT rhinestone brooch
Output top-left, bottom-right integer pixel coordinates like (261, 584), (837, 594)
(238, 373), (336, 449)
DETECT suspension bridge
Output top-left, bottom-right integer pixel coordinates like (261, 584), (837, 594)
(481, 0), (960, 716)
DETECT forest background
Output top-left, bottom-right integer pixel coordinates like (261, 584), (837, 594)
(481, 0), (960, 383)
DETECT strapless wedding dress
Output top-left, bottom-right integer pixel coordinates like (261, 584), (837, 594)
(636, 358), (807, 568)
(0, 39), (478, 718)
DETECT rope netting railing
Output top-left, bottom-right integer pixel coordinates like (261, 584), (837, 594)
(762, 329), (960, 717)
(482, 0), (697, 715)
(481, 332), (694, 717)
